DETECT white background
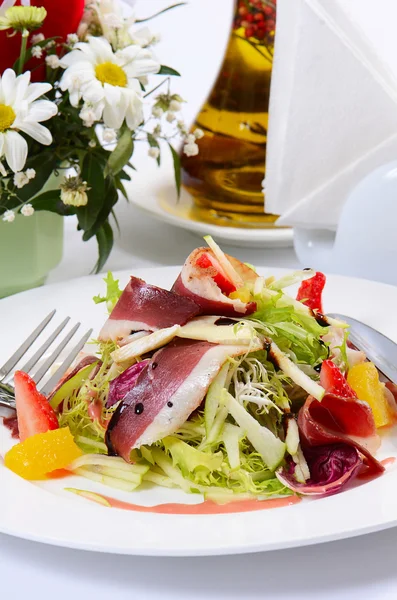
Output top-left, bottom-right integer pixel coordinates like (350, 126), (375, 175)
(3, 1), (397, 598)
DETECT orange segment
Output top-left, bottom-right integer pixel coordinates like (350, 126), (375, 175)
(4, 427), (82, 480)
(347, 362), (392, 428)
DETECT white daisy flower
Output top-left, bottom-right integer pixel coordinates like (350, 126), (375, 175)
(0, 69), (57, 173)
(60, 36), (160, 130)
(2, 209), (15, 222)
(21, 203), (34, 216)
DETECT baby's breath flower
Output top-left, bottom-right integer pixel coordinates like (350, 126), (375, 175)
(169, 100), (181, 112)
(31, 45), (43, 59)
(103, 13), (123, 29)
(20, 203), (34, 217)
(66, 33), (79, 46)
(152, 106), (163, 119)
(183, 142), (199, 157)
(148, 147), (160, 159)
(0, 6), (47, 32)
(152, 124), (161, 137)
(13, 171), (30, 189)
(177, 120), (187, 135)
(60, 176), (90, 207)
(194, 128), (204, 139)
(45, 54), (60, 69)
(46, 40), (55, 49)
(79, 104), (97, 128)
(89, 139), (96, 148)
(2, 209), (15, 222)
(166, 112), (176, 123)
(31, 33), (45, 44)
(186, 134), (196, 144)
(103, 128), (117, 143)
(26, 168), (36, 180)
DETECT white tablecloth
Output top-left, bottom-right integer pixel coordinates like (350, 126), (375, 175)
(3, 1), (397, 598)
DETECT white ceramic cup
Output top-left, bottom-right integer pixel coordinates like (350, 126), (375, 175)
(293, 161), (397, 286)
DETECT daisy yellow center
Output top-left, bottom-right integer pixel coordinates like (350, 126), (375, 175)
(0, 104), (16, 132)
(95, 62), (127, 87)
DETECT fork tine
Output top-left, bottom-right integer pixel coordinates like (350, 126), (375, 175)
(0, 310), (56, 381)
(39, 328), (94, 396)
(19, 317), (71, 376)
(32, 322), (81, 385)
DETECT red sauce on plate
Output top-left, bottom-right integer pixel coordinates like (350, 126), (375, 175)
(98, 494), (301, 514)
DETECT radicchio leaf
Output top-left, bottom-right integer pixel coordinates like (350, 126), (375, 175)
(276, 443), (363, 496)
(106, 360), (150, 407)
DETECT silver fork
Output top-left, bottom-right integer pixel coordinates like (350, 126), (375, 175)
(0, 310), (93, 410)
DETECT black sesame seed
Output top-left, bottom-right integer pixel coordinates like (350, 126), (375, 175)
(303, 267), (312, 271)
(134, 402), (144, 415)
(152, 362), (158, 370)
(167, 401), (173, 408)
(314, 364), (322, 372)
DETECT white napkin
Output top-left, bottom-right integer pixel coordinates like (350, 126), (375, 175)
(265, 0), (397, 229)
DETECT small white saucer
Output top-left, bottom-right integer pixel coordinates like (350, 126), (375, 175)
(126, 158), (293, 249)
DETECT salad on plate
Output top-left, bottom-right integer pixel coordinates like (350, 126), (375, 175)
(3, 237), (396, 511)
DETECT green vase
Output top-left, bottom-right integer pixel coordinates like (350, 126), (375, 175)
(0, 211), (63, 298)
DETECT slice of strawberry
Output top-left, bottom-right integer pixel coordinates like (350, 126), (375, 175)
(296, 272), (326, 312)
(320, 360), (357, 399)
(196, 252), (237, 296)
(14, 371), (59, 442)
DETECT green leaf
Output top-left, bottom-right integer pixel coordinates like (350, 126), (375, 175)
(158, 65), (181, 76)
(168, 142), (181, 198)
(105, 128), (134, 177)
(94, 221), (114, 274)
(119, 169), (131, 181)
(82, 179), (118, 241)
(29, 190), (74, 216)
(136, 3), (186, 23)
(76, 153), (105, 232)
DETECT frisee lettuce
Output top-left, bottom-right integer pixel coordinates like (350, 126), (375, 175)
(57, 264), (335, 499)
(93, 271), (122, 313)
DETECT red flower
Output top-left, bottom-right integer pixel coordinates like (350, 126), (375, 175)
(0, 0), (85, 76)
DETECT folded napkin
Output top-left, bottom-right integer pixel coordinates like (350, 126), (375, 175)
(265, 0), (397, 228)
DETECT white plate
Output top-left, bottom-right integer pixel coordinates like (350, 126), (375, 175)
(1, 266), (397, 557)
(124, 155), (293, 249)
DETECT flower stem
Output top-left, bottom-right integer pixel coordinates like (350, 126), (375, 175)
(17, 30), (29, 75)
